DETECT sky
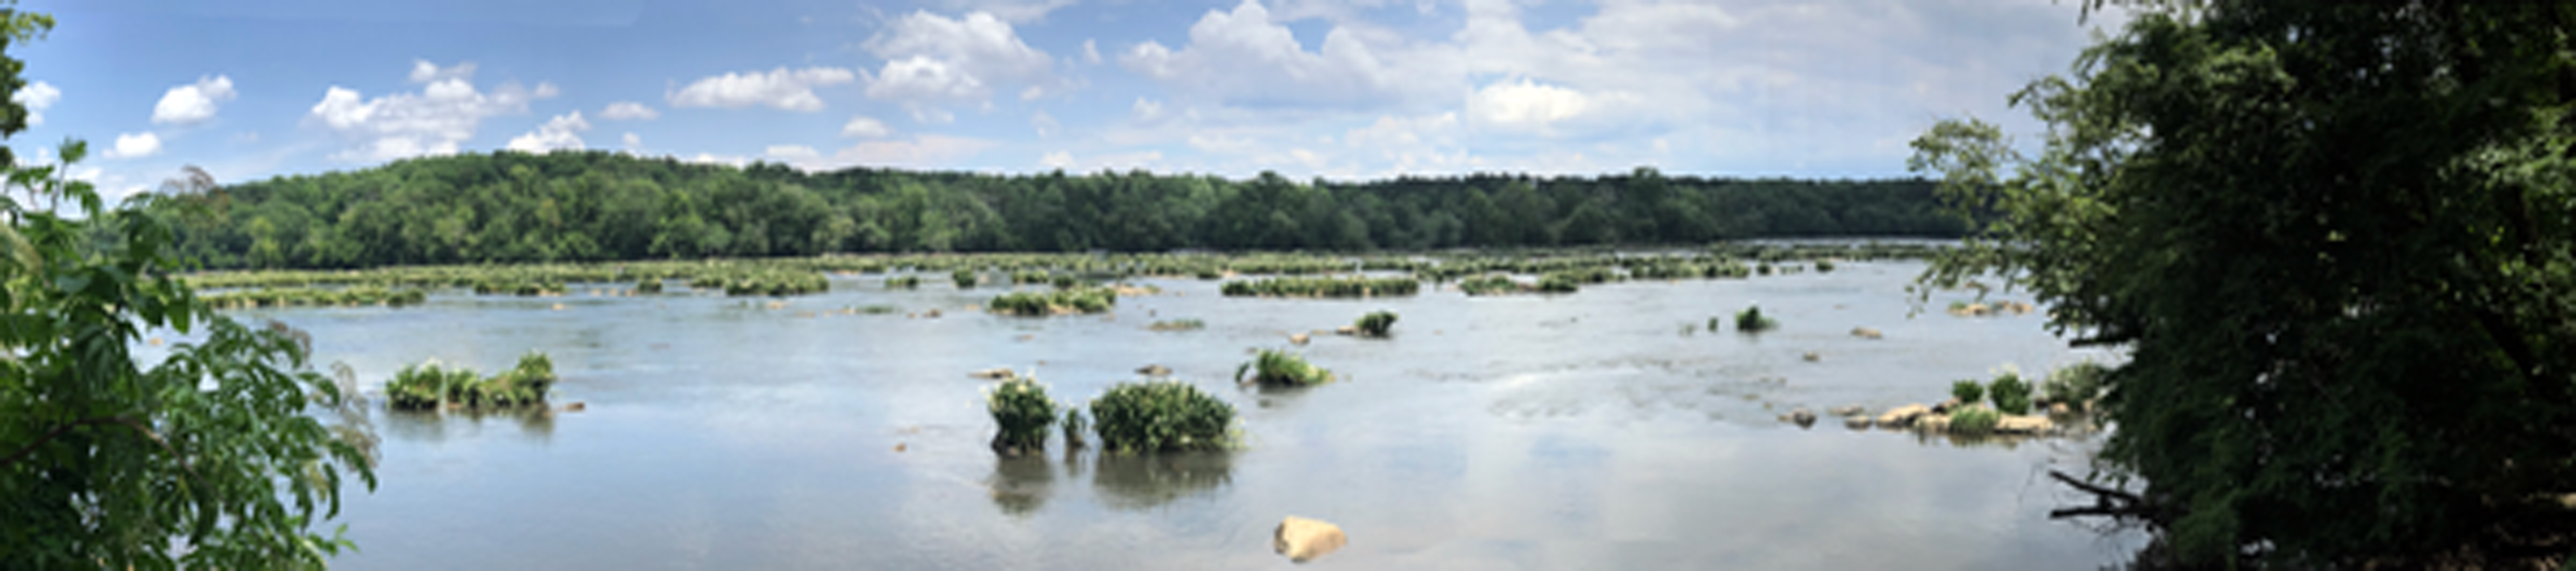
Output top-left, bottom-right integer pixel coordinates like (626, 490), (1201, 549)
(13, 0), (2123, 198)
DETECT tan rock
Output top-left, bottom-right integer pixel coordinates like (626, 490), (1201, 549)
(1290, 333), (1311, 346)
(969, 368), (1014, 379)
(563, 402), (586, 412)
(1850, 327), (1883, 339)
(1915, 413), (1951, 433)
(1802, 351), (1821, 362)
(1876, 404), (1931, 427)
(1996, 415), (2054, 434)
(1137, 364), (1172, 377)
(2049, 402), (2073, 416)
(1275, 516), (1348, 563)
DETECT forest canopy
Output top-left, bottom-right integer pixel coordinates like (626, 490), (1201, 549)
(150, 151), (1964, 269)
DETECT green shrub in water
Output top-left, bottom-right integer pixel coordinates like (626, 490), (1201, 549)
(1354, 310), (1398, 337)
(887, 275), (921, 289)
(1987, 373), (2034, 415)
(986, 375), (1060, 453)
(953, 269), (980, 288)
(2042, 362), (2108, 407)
(1148, 318), (1206, 331)
(635, 279), (663, 294)
(1061, 408), (1089, 448)
(386, 352), (558, 411)
(1457, 274), (1520, 296)
(1089, 380), (1237, 453)
(1951, 379), (1985, 406)
(1236, 349), (1332, 387)
(1734, 304), (1778, 332)
(1534, 273), (1581, 293)
(1948, 406), (2000, 434)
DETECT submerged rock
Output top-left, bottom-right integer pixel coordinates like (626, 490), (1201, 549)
(1802, 351), (1821, 362)
(1842, 415), (1873, 430)
(1827, 405), (1866, 417)
(562, 402), (586, 412)
(1275, 516), (1348, 563)
(969, 368), (1014, 379)
(1290, 332), (1311, 346)
(1137, 364), (1172, 377)
(1851, 327), (1883, 339)
(1781, 407), (1818, 428)
(1876, 404), (1931, 428)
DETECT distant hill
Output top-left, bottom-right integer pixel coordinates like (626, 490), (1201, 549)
(152, 150), (1965, 269)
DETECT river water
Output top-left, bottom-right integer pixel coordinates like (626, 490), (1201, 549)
(207, 260), (2143, 569)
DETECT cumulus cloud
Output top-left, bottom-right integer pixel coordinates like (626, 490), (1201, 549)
(13, 80), (58, 126)
(760, 135), (996, 171)
(765, 144), (822, 161)
(104, 132), (162, 159)
(153, 75), (239, 126)
(306, 60), (557, 161)
(1037, 149), (1162, 172)
(621, 132), (642, 150)
(668, 67), (857, 112)
(939, 0), (1076, 23)
(863, 10), (1055, 119)
(506, 112), (591, 154)
(1119, 0), (1453, 109)
(841, 116), (893, 138)
(600, 101), (659, 120)
(1131, 98), (1164, 123)
(1030, 111), (1059, 137)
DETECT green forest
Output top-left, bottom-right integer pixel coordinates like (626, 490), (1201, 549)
(150, 150), (1962, 269)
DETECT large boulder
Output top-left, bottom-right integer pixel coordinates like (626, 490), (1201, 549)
(1275, 516), (1348, 563)
(1875, 404), (1931, 428)
(1996, 415), (2055, 435)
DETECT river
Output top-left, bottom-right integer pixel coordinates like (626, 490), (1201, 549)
(198, 259), (2144, 569)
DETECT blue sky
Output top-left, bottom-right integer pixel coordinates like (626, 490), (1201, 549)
(15, 0), (2119, 197)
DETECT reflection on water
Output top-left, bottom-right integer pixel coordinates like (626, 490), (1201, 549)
(1090, 452), (1235, 512)
(256, 260), (2149, 569)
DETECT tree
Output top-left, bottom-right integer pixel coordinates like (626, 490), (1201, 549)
(1909, 1), (2576, 566)
(0, 6), (374, 566)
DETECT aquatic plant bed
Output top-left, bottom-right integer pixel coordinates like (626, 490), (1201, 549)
(986, 287), (1118, 315)
(1220, 276), (1420, 298)
(386, 352), (558, 411)
(204, 286), (428, 309)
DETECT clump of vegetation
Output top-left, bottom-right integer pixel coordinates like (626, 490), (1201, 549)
(1089, 380), (1237, 453)
(1948, 406), (1999, 435)
(986, 375), (1060, 454)
(1734, 304), (1778, 332)
(472, 278), (564, 296)
(1148, 318), (1206, 331)
(1950, 379), (1985, 406)
(1061, 408), (1089, 448)
(986, 287), (1118, 316)
(1986, 372), (2033, 415)
(952, 269), (979, 288)
(386, 352), (558, 411)
(1354, 310), (1398, 337)
(1815, 259), (1836, 273)
(2041, 362), (2109, 410)
(1457, 274), (1521, 295)
(695, 269), (829, 296)
(1011, 270), (1051, 284)
(854, 304), (900, 315)
(1220, 276), (1420, 298)
(202, 286), (428, 309)
(1534, 273), (1581, 293)
(634, 279), (663, 294)
(1236, 349), (1332, 388)
(887, 275), (921, 289)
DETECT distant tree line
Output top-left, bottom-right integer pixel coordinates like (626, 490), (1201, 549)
(150, 151), (1967, 269)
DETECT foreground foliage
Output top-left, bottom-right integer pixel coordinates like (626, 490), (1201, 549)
(1910, 1), (2576, 565)
(1088, 381), (1236, 453)
(0, 8), (376, 563)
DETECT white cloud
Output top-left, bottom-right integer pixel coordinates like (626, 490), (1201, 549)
(1081, 39), (1102, 64)
(153, 75), (239, 126)
(841, 116), (893, 138)
(105, 132), (162, 159)
(409, 60), (477, 84)
(600, 101), (659, 120)
(1037, 149), (1162, 172)
(1467, 78), (1595, 130)
(668, 67), (857, 112)
(1030, 111), (1058, 137)
(14, 80), (59, 126)
(765, 144), (822, 161)
(910, 107), (956, 124)
(305, 60), (557, 161)
(506, 111), (591, 154)
(621, 132), (642, 150)
(1131, 98), (1164, 123)
(862, 10), (1055, 117)
(1119, 0), (1453, 109)
(938, 0), (1076, 23)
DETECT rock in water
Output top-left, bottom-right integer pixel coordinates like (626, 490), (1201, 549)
(1842, 415), (1873, 430)
(969, 368), (1014, 379)
(1997, 415), (2054, 435)
(1136, 364), (1172, 377)
(1827, 405), (1865, 417)
(1782, 407), (1818, 428)
(1850, 327), (1883, 339)
(1875, 404), (1931, 428)
(1275, 516), (1348, 563)
(1290, 332), (1311, 346)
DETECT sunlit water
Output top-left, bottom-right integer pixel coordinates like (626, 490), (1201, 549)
(192, 260), (2145, 569)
